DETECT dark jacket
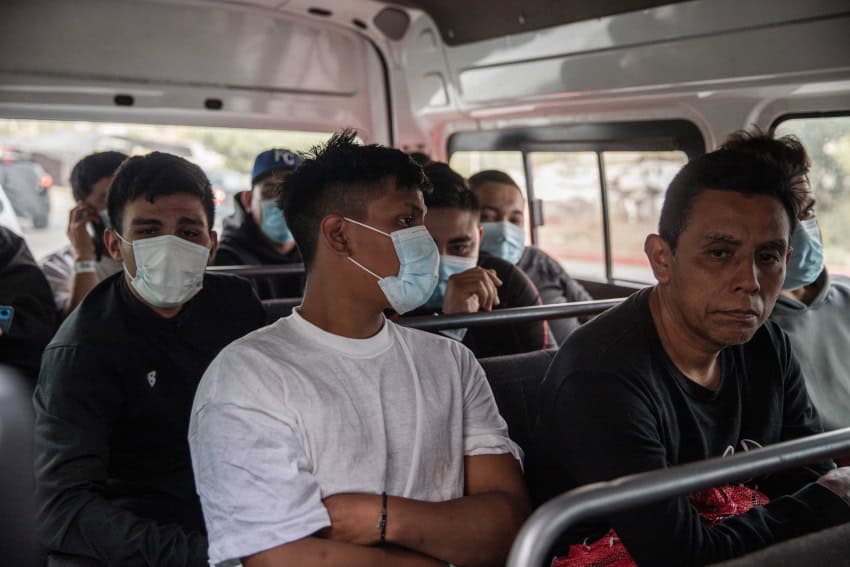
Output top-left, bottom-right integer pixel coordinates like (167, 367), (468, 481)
(0, 226), (58, 381)
(214, 193), (304, 299)
(34, 272), (266, 566)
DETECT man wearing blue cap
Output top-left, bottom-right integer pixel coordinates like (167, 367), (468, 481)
(214, 148), (304, 299)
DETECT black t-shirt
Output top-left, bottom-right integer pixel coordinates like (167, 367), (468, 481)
(516, 246), (593, 344)
(0, 226), (57, 381)
(214, 193), (304, 300)
(34, 272), (266, 566)
(531, 287), (850, 565)
(409, 252), (549, 358)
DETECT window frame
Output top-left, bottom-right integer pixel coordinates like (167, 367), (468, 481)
(447, 120), (705, 283)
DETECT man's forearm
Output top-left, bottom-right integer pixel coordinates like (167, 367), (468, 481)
(386, 492), (529, 567)
(244, 537), (444, 567)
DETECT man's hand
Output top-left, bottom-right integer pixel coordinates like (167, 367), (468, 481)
(443, 267), (502, 314)
(320, 493), (383, 546)
(817, 467), (850, 506)
(67, 203), (98, 260)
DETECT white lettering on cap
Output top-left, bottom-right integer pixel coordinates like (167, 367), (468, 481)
(274, 150), (296, 166)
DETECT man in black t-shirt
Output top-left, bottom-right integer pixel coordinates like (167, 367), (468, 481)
(531, 149), (850, 565)
(410, 162), (549, 358)
(468, 169), (592, 344)
(214, 148), (304, 299)
(33, 152), (266, 566)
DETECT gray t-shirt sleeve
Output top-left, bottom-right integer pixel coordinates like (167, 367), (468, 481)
(40, 247), (74, 312)
(189, 350), (330, 566)
(460, 350), (523, 464)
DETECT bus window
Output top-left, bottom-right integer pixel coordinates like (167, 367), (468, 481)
(603, 151), (688, 282)
(529, 152), (605, 280)
(450, 151), (527, 191)
(774, 115), (850, 277)
(0, 119), (330, 259)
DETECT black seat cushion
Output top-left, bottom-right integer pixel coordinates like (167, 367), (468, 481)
(480, 349), (557, 457)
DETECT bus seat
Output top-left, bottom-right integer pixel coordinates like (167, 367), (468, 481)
(0, 363), (39, 567)
(709, 521), (850, 566)
(479, 349), (557, 457)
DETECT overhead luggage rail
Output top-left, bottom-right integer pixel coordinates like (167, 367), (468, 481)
(207, 264), (306, 276)
(506, 427), (850, 567)
(397, 299), (624, 330)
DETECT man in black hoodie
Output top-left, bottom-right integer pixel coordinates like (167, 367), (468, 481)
(214, 148), (304, 299)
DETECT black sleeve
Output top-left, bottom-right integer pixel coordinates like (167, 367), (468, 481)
(496, 264), (548, 354)
(33, 345), (208, 566)
(211, 246), (244, 266)
(538, 368), (850, 566)
(0, 229), (57, 380)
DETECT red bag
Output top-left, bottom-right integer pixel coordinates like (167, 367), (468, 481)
(551, 485), (770, 567)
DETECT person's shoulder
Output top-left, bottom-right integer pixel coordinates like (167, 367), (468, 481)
(202, 272), (259, 299)
(196, 319), (299, 403)
(391, 320), (475, 361)
(829, 273), (850, 297)
(555, 288), (653, 367)
(49, 274), (124, 345)
(520, 246), (566, 274)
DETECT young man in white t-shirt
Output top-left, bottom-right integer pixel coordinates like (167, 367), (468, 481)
(189, 131), (529, 567)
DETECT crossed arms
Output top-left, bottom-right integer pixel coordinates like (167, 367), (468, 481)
(243, 454), (529, 567)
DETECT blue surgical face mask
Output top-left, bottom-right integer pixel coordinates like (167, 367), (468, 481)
(784, 218), (824, 290)
(260, 200), (293, 244)
(480, 221), (525, 264)
(425, 254), (479, 309)
(344, 218), (439, 314)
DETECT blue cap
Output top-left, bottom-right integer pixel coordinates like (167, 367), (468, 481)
(251, 148), (302, 184)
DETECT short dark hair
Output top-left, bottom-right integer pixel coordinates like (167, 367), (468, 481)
(279, 130), (431, 269)
(107, 152), (215, 234)
(69, 151), (128, 202)
(658, 149), (798, 252)
(423, 162), (478, 212)
(721, 127), (811, 204)
(468, 169), (520, 190)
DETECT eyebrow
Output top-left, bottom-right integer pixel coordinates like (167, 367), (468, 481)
(448, 235), (473, 245)
(131, 218), (162, 226)
(758, 238), (788, 252)
(702, 232), (741, 246)
(404, 203), (426, 216)
(178, 216), (204, 226)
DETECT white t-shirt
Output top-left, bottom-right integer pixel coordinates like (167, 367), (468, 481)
(40, 245), (122, 311)
(189, 309), (520, 566)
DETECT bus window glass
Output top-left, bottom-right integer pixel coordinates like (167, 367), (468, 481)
(603, 151), (688, 282)
(529, 152), (605, 280)
(0, 118), (330, 259)
(775, 116), (850, 277)
(449, 151), (527, 192)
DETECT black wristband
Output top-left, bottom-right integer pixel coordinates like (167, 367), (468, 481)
(378, 491), (388, 545)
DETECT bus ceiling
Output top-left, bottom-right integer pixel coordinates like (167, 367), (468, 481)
(1, 0), (849, 155)
(394, 0), (692, 46)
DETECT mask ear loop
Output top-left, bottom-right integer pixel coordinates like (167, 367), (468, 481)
(343, 217), (392, 281)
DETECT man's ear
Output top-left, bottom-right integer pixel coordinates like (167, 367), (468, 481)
(207, 230), (219, 264)
(645, 234), (673, 284)
(240, 190), (252, 210)
(104, 228), (124, 262)
(319, 215), (351, 258)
